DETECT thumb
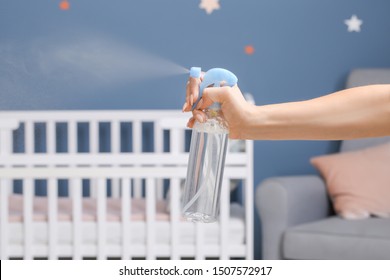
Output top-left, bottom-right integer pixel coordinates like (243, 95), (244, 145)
(197, 86), (230, 109)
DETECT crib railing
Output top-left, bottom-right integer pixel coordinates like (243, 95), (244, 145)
(0, 110), (188, 200)
(0, 110), (253, 260)
(0, 166), (249, 259)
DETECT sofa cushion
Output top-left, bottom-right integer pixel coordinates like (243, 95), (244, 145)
(311, 142), (390, 219)
(283, 216), (390, 260)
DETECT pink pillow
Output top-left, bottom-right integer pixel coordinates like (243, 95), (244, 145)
(310, 142), (390, 220)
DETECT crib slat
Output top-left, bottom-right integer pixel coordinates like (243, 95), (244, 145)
(111, 179), (120, 198)
(121, 178), (131, 260)
(68, 121), (77, 198)
(0, 130), (7, 155)
(146, 178), (156, 260)
(219, 178), (230, 260)
(154, 121), (164, 200)
(153, 121), (163, 154)
(111, 121), (121, 198)
(0, 179), (10, 259)
(244, 179), (254, 260)
(195, 223), (205, 260)
(245, 140), (254, 260)
(111, 121), (120, 154)
(46, 121), (56, 154)
(132, 121), (142, 198)
(48, 178), (58, 259)
(25, 121), (34, 155)
(169, 178), (180, 260)
(89, 121), (99, 199)
(90, 121), (98, 154)
(68, 121), (77, 154)
(23, 178), (33, 259)
(132, 121), (141, 154)
(170, 128), (181, 154)
(47, 122), (56, 259)
(133, 181), (141, 198)
(0, 127), (13, 201)
(71, 178), (82, 260)
(0, 130), (12, 156)
(97, 178), (107, 260)
(90, 179), (97, 198)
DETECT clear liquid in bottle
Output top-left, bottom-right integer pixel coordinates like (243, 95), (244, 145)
(182, 109), (228, 223)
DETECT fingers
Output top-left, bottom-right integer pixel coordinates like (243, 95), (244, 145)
(196, 86), (232, 110)
(187, 110), (207, 127)
(186, 117), (195, 128)
(183, 78), (198, 112)
(182, 101), (188, 112)
(183, 80), (194, 112)
(183, 72), (205, 112)
(193, 110), (206, 123)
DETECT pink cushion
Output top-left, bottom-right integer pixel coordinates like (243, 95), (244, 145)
(310, 142), (390, 220)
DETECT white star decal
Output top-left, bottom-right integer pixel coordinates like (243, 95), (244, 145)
(199, 0), (220, 15)
(344, 15), (363, 32)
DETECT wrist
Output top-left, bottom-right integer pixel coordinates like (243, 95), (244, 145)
(242, 104), (267, 139)
(244, 103), (295, 140)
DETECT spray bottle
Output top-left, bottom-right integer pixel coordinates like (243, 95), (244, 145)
(182, 67), (238, 223)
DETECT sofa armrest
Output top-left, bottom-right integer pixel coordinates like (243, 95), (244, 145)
(255, 175), (331, 259)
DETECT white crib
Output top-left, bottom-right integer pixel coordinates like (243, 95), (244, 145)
(0, 110), (253, 260)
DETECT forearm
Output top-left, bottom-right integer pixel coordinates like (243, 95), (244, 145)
(246, 85), (390, 140)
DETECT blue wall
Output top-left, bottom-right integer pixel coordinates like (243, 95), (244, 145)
(1, 0), (390, 259)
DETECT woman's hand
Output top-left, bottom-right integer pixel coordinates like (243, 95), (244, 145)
(182, 75), (256, 139)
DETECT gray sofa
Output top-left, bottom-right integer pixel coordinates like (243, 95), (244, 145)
(255, 69), (390, 260)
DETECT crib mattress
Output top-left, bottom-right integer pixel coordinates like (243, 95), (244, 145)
(7, 194), (172, 222)
(6, 195), (245, 246)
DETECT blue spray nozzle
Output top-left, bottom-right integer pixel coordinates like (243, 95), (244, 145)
(189, 67), (202, 78)
(191, 67), (238, 110)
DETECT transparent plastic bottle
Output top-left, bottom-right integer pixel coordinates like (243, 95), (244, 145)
(182, 108), (229, 222)
(182, 67), (238, 223)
